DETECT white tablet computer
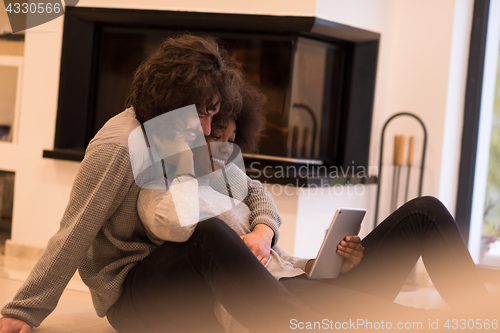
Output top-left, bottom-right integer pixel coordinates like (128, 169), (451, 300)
(307, 208), (366, 279)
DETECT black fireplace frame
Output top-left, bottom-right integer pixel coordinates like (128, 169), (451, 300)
(43, 6), (379, 181)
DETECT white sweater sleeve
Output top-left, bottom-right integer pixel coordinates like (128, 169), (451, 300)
(272, 245), (310, 272)
(138, 176), (199, 244)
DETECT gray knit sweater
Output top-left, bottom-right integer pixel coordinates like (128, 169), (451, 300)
(0, 109), (283, 328)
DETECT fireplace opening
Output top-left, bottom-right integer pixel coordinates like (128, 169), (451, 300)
(92, 28), (297, 160)
(43, 7), (379, 181)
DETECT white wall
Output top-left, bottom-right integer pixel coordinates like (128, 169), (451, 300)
(0, 66), (18, 126)
(316, 0), (472, 223)
(439, 0), (474, 215)
(6, 15), (76, 248)
(0, 1), (10, 32)
(4, 0), (473, 254)
(72, 0), (314, 15)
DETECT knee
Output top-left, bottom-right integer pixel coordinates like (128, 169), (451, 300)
(191, 218), (240, 244)
(189, 218), (251, 259)
(407, 196), (445, 211)
(404, 196), (455, 222)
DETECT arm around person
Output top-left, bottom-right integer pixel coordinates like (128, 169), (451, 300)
(138, 175), (200, 244)
(209, 164), (282, 264)
(209, 164), (282, 244)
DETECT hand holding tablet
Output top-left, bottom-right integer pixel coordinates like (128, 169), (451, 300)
(307, 208), (366, 279)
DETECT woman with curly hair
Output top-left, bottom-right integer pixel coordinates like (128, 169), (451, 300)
(227, 83), (267, 154)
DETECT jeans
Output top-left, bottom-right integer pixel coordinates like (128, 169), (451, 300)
(107, 196), (488, 332)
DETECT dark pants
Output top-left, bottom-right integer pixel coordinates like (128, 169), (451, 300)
(106, 218), (318, 333)
(107, 196), (488, 332)
(281, 196), (489, 322)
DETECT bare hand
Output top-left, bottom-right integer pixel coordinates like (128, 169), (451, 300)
(337, 236), (364, 273)
(240, 224), (274, 265)
(0, 318), (31, 333)
(147, 110), (202, 166)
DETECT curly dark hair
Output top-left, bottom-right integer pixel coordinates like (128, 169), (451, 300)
(126, 34), (243, 124)
(212, 82), (267, 154)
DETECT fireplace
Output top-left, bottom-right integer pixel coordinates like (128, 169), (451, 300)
(43, 7), (379, 182)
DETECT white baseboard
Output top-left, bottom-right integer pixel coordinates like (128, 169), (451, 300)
(5, 239), (45, 261)
(3, 239), (88, 292)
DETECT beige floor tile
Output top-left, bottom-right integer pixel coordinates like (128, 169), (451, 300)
(32, 327), (68, 333)
(0, 256), (88, 292)
(72, 324), (117, 332)
(0, 275), (115, 332)
(395, 287), (449, 310)
(0, 276), (24, 300)
(3, 253), (497, 332)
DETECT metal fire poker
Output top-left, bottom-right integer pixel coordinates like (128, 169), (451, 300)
(374, 112), (427, 229)
(394, 135), (405, 211)
(391, 135), (405, 212)
(404, 136), (415, 202)
(390, 136), (398, 212)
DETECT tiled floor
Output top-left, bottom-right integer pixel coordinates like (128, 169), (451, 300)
(0, 254), (493, 332)
(0, 256), (115, 332)
(0, 255), (449, 332)
(0, 277), (115, 332)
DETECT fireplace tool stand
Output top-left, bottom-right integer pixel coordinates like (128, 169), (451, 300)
(373, 112), (427, 289)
